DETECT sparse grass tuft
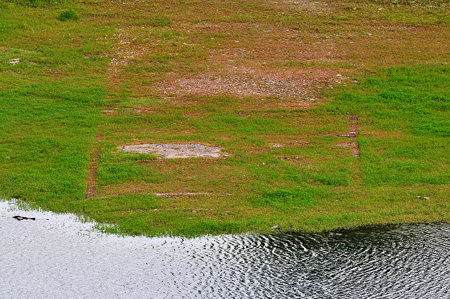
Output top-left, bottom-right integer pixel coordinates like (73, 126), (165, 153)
(141, 17), (172, 27)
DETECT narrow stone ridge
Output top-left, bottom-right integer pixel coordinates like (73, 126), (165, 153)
(337, 115), (360, 157)
(85, 134), (103, 199)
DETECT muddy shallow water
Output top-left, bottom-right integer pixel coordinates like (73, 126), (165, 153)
(1, 200), (449, 298)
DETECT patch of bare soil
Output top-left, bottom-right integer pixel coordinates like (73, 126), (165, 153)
(276, 0), (337, 14)
(108, 13), (348, 101)
(121, 143), (226, 158)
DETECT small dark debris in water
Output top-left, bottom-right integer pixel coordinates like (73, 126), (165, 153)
(12, 215), (36, 221)
(329, 232), (343, 236)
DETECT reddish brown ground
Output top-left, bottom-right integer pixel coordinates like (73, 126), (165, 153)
(89, 0), (450, 198)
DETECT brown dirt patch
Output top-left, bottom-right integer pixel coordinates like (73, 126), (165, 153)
(107, 13), (350, 102)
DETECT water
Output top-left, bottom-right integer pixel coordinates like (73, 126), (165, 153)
(1, 200), (449, 298)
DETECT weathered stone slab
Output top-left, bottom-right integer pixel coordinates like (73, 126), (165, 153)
(121, 143), (225, 158)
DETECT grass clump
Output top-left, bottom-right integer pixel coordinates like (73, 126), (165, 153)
(58, 9), (78, 21)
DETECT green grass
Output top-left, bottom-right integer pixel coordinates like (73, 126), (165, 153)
(89, 63), (449, 236)
(329, 65), (450, 188)
(0, 1), (111, 211)
(1, 0), (449, 236)
(58, 9), (79, 21)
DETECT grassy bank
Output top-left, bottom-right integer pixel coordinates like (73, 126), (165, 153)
(1, 0), (449, 236)
(0, 0), (111, 210)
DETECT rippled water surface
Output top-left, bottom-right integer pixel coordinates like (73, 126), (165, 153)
(1, 200), (450, 298)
